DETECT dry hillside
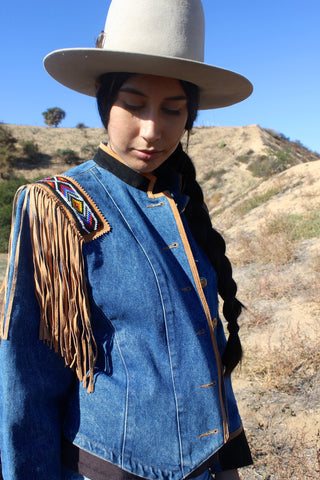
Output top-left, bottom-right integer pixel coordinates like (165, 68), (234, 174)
(1, 124), (320, 478)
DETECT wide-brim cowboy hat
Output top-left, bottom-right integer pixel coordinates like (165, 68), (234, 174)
(44, 0), (253, 110)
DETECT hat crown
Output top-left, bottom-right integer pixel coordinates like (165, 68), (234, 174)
(44, 0), (253, 109)
(103, 0), (205, 62)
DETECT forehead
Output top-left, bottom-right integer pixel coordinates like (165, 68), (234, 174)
(120, 74), (185, 98)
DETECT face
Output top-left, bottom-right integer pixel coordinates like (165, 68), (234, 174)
(107, 74), (188, 173)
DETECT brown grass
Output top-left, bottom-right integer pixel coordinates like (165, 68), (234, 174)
(244, 330), (320, 392)
(233, 226), (297, 267)
(240, 425), (320, 479)
(235, 328), (320, 479)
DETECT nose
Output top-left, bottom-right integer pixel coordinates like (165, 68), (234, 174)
(140, 115), (161, 144)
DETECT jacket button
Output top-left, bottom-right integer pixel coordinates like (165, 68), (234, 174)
(196, 329), (206, 336)
(199, 428), (220, 439)
(212, 318), (217, 328)
(200, 277), (207, 288)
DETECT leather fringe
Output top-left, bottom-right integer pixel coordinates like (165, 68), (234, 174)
(2, 184), (97, 392)
(29, 184), (97, 392)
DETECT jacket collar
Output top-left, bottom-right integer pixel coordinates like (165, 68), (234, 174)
(93, 143), (182, 194)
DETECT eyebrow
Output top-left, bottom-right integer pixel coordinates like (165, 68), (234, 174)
(119, 87), (187, 101)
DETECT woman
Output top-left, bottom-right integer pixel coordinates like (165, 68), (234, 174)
(0, 1), (253, 479)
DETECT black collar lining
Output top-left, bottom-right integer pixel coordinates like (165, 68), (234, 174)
(93, 147), (181, 195)
(93, 148), (151, 192)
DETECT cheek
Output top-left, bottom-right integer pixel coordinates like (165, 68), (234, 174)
(108, 110), (137, 147)
(167, 115), (188, 140)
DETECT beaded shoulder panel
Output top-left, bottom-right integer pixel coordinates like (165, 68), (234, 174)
(37, 175), (110, 241)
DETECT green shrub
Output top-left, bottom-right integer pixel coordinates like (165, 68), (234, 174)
(202, 168), (227, 183)
(0, 125), (18, 178)
(237, 155), (250, 164)
(237, 149), (254, 164)
(21, 140), (41, 165)
(80, 144), (97, 160)
(0, 125), (17, 151)
(247, 155), (274, 177)
(265, 128), (290, 141)
(57, 149), (81, 165)
(248, 148), (293, 178)
(235, 187), (282, 216)
(273, 147), (292, 167)
(266, 210), (320, 241)
(0, 176), (29, 252)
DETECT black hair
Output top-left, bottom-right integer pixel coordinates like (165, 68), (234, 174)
(96, 72), (199, 134)
(169, 146), (243, 375)
(97, 73), (132, 130)
(96, 72), (242, 375)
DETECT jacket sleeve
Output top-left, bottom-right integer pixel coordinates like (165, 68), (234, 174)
(0, 187), (75, 479)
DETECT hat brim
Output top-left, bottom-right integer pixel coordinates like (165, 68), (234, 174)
(44, 48), (253, 110)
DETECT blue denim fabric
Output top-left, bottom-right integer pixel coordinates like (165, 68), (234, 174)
(0, 158), (242, 479)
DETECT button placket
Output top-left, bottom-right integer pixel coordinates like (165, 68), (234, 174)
(145, 186), (229, 445)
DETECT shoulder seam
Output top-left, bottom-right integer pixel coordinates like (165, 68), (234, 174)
(36, 175), (111, 242)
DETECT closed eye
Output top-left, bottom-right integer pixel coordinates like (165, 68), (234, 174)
(162, 107), (182, 115)
(123, 102), (144, 112)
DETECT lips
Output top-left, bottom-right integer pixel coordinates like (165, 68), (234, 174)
(141, 149), (159, 153)
(133, 149), (163, 160)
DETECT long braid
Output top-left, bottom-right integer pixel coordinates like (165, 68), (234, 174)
(96, 73), (242, 374)
(170, 145), (243, 375)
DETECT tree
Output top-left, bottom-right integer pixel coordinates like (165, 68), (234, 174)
(76, 123), (87, 129)
(42, 107), (66, 127)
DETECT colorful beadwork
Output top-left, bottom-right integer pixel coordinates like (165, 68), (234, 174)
(38, 176), (108, 237)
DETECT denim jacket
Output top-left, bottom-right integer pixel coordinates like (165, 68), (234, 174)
(0, 145), (248, 479)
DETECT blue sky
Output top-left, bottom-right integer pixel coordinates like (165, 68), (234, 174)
(1, 0), (320, 153)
